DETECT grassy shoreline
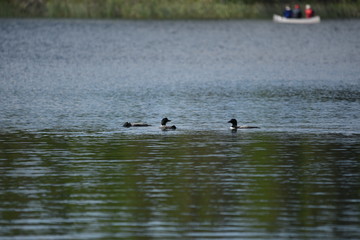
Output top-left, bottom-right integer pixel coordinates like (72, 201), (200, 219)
(1, 0), (360, 19)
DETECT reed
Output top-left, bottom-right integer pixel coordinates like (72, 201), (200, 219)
(1, 0), (360, 19)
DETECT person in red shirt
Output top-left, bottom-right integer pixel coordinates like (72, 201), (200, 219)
(305, 4), (315, 18)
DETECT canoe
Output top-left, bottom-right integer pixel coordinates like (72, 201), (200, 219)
(273, 14), (320, 24)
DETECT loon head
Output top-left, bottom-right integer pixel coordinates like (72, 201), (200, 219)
(123, 122), (132, 127)
(228, 119), (238, 128)
(160, 118), (176, 130)
(161, 118), (171, 126)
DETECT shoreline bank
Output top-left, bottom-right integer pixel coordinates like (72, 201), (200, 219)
(1, 1), (360, 19)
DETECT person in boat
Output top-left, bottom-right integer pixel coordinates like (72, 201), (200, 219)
(292, 4), (302, 18)
(305, 4), (315, 18)
(283, 5), (293, 18)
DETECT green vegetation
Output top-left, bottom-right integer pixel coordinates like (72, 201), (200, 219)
(1, 0), (360, 19)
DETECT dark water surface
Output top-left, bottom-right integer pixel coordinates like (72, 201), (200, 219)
(1, 19), (360, 239)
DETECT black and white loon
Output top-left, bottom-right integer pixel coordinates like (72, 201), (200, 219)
(160, 118), (176, 130)
(123, 122), (151, 127)
(228, 119), (259, 130)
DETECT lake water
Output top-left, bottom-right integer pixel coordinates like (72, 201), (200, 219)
(1, 19), (360, 239)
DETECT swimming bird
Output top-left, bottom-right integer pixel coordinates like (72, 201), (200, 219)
(228, 119), (259, 130)
(123, 122), (151, 127)
(160, 118), (176, 130)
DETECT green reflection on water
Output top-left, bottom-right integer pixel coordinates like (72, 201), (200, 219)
(0, 131), (359, 239)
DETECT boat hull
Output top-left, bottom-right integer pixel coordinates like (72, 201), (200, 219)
(273, 14), (320, 24)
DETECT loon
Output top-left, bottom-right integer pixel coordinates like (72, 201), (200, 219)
(123, 122), (151, 127)
(228, 119), (259, 130)
(160, 118), (176, 130)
